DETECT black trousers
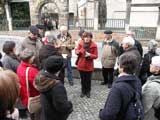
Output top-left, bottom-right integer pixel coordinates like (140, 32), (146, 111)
(79, 70), (92, 94)
(102, 67), (114, 84)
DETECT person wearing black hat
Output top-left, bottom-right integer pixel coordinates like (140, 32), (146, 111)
(36, 24), (45, 38)
(34, 55), (73, 120)
(19, 25), (43, 69)
(101, 30), (120, 88)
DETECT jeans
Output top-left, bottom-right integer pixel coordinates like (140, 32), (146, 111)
(66, 57), (73, 83)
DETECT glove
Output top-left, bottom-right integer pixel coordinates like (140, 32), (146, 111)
(85, 52), (90, 57)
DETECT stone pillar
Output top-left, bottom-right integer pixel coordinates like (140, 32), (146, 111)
(156, 7), (160, 40)
(125, 0), (132, 31)
(29, 1), (39, 25)
(94, 0), (99, 30)
(5, 3), (12, 31)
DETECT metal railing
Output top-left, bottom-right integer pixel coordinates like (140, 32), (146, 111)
(12, 19), (31, 30)
(99, 18), (125, 30)
(68, 18), (94, 30)
(129, 26), (157, 40)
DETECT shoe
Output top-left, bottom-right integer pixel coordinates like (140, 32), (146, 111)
(86, 93), (90, 98)
(101, 82), (107, 85)
(80, 93), (85, 98)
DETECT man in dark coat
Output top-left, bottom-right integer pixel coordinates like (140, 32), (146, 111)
(99, 53), (142, 120)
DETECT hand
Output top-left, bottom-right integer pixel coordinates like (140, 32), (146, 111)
(85, 51), (90, 57)
(75, 50), (80, 55)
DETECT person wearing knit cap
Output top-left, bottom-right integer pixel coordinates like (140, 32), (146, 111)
(121, 36), (142, 76)
(142, 56), (160, 120)
(34, 55), (73, 120)
(17, 48), (41, 120)
(140, 39), (159, 85)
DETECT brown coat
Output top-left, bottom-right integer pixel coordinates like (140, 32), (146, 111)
(56, 34), (75, 57)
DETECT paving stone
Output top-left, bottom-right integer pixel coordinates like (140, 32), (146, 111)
(65, 79), (110, 120)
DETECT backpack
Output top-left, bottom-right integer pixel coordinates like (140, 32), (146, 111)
(124, 82), (144, 120)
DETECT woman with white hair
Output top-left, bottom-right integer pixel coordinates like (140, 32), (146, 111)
(140, 39), (159, 85)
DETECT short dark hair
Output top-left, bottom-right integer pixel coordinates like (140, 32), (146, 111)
(82, 32), (93, 39)
(3, 41), (16, 54)
(119, 53), (138, 74)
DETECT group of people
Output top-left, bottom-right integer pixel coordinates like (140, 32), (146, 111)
(0, 23), (160, 120)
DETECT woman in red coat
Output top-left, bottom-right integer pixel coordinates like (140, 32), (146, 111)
(75, 32), (98, 98)
(17, 48), (40, 120)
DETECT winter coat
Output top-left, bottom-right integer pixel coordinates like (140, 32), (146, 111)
(141, 51), (158, 77)
(56, 33), (75, 57)
(99, 74), (142, 120)
(119, 39), (143, 56)
(34, 70), (73, 120)
(101, 40), (120, 68)
(17, 61), (40, 106)
(75, 40), (98, 72)
(2, 54), (20, 72)
(123, 47), (142, 76)
(20, 37), (42, 56)
(142, 75), (160, 120)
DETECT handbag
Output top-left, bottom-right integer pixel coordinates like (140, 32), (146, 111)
(26, 67), (41, 114)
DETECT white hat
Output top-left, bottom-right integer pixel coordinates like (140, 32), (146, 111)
(60, 26), (68, 31)
(151, 56), (160, 67)
(122, 36), (135, 46)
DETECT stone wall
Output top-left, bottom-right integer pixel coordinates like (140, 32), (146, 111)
(0, 30), (159, 47)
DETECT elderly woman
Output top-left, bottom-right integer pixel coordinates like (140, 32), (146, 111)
(2, 41), (20, 72)
(0, 70), (20, 120)
(17, 48), (40, 120)
(140, 39), (158, 85)
(142, 56), (160, 120)
(75, 32), (98, 98)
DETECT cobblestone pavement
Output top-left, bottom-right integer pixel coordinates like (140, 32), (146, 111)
(65, 79), (110, 120)
(19, 79), (110, 120)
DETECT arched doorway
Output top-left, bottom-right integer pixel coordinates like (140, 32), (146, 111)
(38, 2), (59, 29)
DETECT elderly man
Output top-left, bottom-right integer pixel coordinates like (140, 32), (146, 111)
(122, 36), (142, 76)
(56, 26), (75, 86)
(142, 56), (160, 120)
(101, 30), (120, 88)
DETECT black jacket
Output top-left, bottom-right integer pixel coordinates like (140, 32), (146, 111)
(35, 71), (73, 120)
(140, 51), (158, 84)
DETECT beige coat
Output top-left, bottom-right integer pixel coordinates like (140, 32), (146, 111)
(101, 40), (119, 68)
(56, 37), (75, 57)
